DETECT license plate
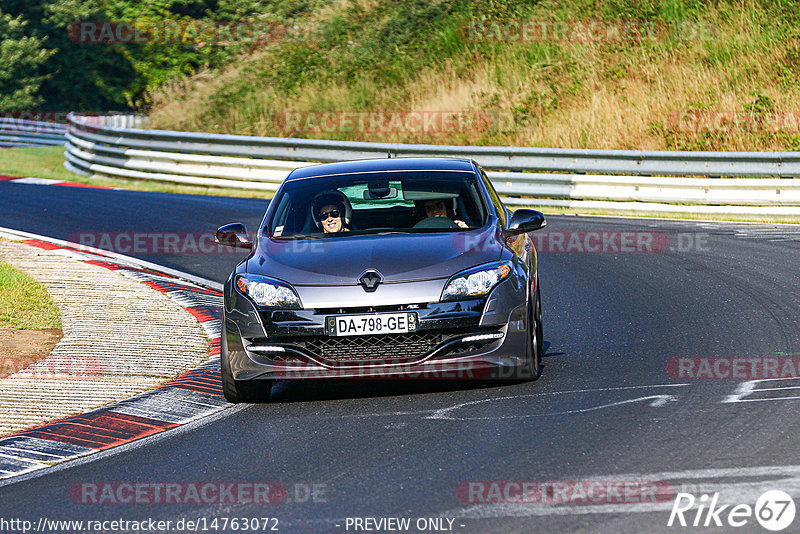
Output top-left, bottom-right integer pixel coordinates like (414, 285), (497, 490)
(326, 312), (417, 337)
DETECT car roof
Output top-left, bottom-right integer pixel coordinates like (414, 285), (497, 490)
(285, 157), (477, 181)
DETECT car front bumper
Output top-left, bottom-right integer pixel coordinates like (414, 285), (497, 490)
(223, 273), (531, 381)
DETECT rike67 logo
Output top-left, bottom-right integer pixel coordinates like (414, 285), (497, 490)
(668, 490), (796, 531)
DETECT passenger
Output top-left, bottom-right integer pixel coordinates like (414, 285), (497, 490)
(422, 198), (468, 228)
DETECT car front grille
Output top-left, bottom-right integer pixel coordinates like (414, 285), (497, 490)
(294, 331), (453, 363)
(250, 326), (502, 366)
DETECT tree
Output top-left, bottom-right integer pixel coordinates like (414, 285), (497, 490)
(0, 0), (266, 111)
(0, 11), (54, 111)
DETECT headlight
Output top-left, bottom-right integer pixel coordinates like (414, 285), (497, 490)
(441, 260), (513, 301)
(235, 274), (302, 308)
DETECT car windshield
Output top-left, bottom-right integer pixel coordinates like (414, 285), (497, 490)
(265, 170), (488, 239)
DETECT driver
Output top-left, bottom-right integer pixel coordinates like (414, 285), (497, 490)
(317, 203), (349, 233)
(312, 192), (351, 233)
(423, 198), (468, 228)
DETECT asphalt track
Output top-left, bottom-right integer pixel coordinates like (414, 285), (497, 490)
(2, 181), (800, 533)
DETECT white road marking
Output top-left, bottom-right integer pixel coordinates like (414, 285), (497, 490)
(688, 222), (800, 242)
(426, 384), (688, 420)
(433, 395), (678, 421)
(723, 378), (800, 403)
(444, 465), (800, 519)
(11, 177), (62, 185)
(383, 422), (408, 429)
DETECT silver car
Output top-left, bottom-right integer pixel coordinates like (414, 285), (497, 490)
(215, 157), (546, 402)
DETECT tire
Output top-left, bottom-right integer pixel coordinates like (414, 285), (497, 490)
(232, 379), (273, 403)
(221, 330), (273, 403)
(221, 357), (273, 403)
(526, 285), (543, 381)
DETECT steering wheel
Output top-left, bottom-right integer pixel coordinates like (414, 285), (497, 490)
(412, 216), (460, 230)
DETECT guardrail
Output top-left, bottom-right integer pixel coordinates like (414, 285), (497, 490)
(64, 113), (800, 215)
(0, 118), (67, 148)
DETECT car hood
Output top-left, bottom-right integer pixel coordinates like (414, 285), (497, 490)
(247, 227), (503, 285)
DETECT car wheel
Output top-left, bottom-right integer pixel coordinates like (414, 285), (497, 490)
(222, 356), (273, 403)
(233, 379), (273, 403)
(526, 285), (543, 381)
(221, 331), (273, 403)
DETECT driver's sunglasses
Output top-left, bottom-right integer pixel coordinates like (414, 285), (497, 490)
(317, 209), (341, 221)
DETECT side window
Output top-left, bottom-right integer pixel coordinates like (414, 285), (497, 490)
(465, 181), (487, 225)
(480, 169), (506, 227)
(268, 191), (309, 236)
(267, 194), (291, 236)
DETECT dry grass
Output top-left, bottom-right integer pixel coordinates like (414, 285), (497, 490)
(148, 1), (800, 151)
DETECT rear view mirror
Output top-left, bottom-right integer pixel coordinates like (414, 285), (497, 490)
(506, 209), (546, 235)
(215, 223), (252, 250)
(364, 180), (398, 200)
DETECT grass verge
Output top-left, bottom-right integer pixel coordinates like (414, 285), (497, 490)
(0, 146), (274, 198)
(0, 260), (62, 330)
(0, 146), (76, 182)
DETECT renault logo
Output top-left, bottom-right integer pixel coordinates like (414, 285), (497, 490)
(359, 270), (383, 292)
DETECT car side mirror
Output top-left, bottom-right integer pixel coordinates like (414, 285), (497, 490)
(215, 223), (252, 250)
(506, 209), (546, 235)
